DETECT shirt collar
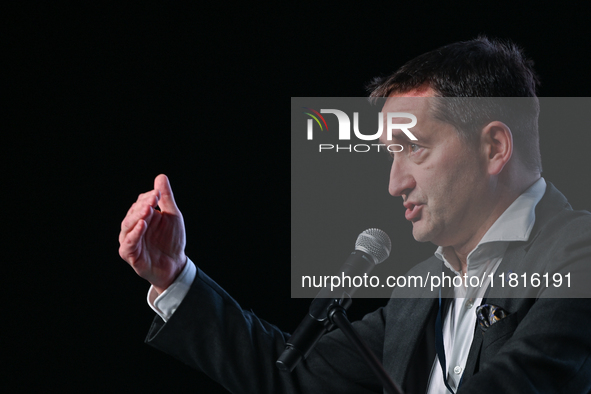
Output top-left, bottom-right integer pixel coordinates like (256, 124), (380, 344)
(435, 177), (547, 269)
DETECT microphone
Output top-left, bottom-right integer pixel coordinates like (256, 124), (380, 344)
(276, 228), (391, 372)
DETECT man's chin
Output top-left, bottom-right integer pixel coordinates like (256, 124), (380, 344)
(411, 222), (433, 243)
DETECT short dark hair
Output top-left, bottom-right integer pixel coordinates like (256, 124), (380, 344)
(367, 36), (542, 172)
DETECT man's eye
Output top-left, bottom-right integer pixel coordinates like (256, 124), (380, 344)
(410, 144), (421, 153)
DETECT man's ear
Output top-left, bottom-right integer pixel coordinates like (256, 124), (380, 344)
(481, 121), (513, 176)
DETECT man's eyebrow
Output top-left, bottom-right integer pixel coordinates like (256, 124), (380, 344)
(388, 131), (412, 141)
(385, 130), (419, 142)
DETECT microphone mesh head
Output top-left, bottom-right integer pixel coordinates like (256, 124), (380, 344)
(355, 228), (392, 265)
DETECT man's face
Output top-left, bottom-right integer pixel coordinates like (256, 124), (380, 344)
(380, 90), (491, 249)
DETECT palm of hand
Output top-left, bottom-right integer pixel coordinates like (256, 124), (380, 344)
(136, 210), (186, 286)
(119, 174), (188, 292)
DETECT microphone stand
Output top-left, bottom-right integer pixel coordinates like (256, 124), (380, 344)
(277, 295), (404, 394)
(327, 302), (404, 394)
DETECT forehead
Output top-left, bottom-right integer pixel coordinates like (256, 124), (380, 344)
(379, 90), (437, 144)
(381, 96), (431, 116)
(382, 87), (436, 112)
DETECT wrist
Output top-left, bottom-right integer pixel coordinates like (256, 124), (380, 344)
(153, 254), (188, 295)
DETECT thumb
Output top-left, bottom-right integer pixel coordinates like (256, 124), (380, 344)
(154, 174), (179, 213)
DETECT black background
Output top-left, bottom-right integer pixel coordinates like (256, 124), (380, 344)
(7, 2), (591, 393)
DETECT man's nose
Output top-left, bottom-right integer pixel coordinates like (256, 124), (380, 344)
(388, 158), (415, 198)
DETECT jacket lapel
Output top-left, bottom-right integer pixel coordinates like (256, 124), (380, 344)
(461, 181), (571, 381)
(384, 297), (438, 392)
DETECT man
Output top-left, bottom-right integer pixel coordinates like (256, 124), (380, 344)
(119, 37), (591, 393)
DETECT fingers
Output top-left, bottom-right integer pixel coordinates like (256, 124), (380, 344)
(118, 174), (181, 265)
(119, 219), (147, 264)
(119, 190), (160, 244)
(154, 174), (180, 214)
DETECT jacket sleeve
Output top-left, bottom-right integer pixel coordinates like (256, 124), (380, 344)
(145, 266), (387, 394)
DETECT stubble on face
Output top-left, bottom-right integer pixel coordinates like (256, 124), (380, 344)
(382, 91), (491, 251)
(410, 140), (486, 248)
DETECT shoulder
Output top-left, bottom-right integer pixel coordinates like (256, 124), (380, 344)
(523, 201), (591, 297)
(531, 205), (591, 248)
(534, 181), (591, 234)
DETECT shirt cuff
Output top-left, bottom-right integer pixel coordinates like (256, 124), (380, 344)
(147, 257), (196, 322)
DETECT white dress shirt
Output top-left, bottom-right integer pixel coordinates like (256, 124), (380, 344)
(147, 178), (547, 393)
(147, 257), (196, 322)
(426, 177), (546, 394)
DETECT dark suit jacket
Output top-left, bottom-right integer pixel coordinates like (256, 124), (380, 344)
(146, 183), (591, 393)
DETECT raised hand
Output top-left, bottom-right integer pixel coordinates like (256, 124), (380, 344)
(119, 174), (187, 294)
